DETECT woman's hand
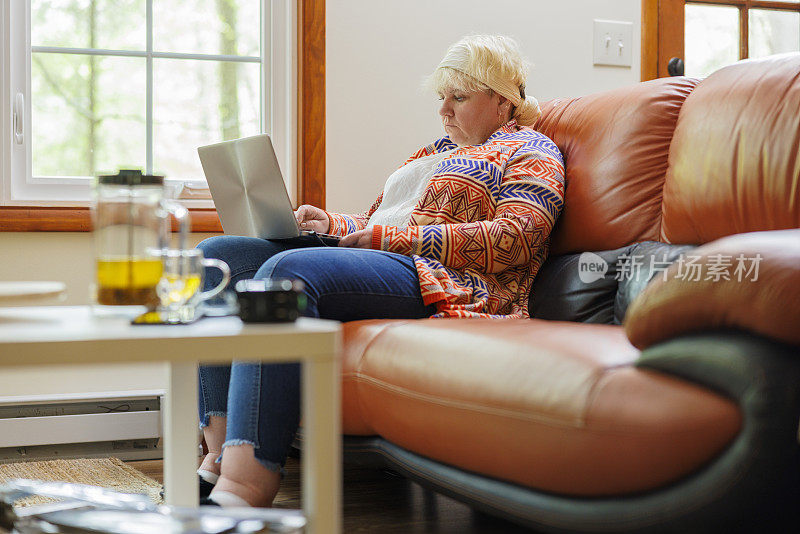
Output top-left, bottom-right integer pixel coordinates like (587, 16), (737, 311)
(294, 205), (330, 234)
(339, 228), (373, 248)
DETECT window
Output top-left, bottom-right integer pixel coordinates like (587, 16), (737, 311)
(686, 0), (800, 77)
(643, 0), (800, 80)
(2, 0), (297, 208)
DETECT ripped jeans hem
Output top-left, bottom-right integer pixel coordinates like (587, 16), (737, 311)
(219, 439), (285, 476)
(199, 411), (228, 429)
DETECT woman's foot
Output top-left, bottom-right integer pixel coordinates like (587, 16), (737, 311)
(210, 444), (281, 507)
(199, 415), (227, 477)
(198, 453), (221, 478)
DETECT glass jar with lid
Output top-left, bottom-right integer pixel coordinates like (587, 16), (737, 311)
(91, 170), (189, 315)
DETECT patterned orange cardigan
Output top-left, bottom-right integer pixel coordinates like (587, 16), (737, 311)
(325, 119), (565, 319)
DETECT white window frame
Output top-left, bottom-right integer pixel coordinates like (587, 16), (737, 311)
(1, 0), (297, 208)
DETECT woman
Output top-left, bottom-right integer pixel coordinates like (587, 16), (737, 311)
(197, 34), (565, 507)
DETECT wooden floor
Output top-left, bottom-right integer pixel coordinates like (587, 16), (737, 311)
(128, 456), (535, 533)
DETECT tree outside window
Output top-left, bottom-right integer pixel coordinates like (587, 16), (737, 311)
(31, 0), (261, 183)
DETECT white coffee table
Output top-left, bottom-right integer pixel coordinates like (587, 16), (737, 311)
(0, 306), (342, 534)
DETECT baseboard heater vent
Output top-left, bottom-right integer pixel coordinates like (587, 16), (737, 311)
(0, 391), (163, 463)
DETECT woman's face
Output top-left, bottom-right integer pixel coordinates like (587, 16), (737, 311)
(438, 88), (508, 146)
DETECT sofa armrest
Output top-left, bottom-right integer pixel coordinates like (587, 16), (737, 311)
(624, 229), (800, 350)
(634, 331), (800, 530)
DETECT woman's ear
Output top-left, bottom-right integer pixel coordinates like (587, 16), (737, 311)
(496, 95), (512, 121)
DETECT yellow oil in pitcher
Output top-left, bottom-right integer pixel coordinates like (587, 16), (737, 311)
(96, 257), (163, 306)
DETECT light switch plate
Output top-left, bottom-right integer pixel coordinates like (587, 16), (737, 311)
(593, 19), (633, 67)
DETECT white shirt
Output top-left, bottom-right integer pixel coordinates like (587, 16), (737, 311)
(367, 149), (454, 228)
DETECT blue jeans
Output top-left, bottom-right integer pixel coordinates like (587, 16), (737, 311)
(196, 235), (435, 472)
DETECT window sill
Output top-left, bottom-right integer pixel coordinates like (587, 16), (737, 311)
(0, 206), (222, 232)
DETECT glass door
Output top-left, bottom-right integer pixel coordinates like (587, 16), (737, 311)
(643, 0), (800, 79)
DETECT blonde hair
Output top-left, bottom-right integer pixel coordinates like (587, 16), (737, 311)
(426, 35), (541, 126)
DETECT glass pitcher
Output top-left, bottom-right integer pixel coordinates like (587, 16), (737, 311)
(91, 170), (189, 314)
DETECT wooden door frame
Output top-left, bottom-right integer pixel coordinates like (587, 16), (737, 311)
(298, 0), (326, 209)
(641, 0), (685, 80)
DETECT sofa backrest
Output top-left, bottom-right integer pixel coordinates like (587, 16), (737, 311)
(661, 53), (800, 244)
(530, 54), (800, 324)
(536, 54), (800, 255)
(534, 77), (698, 255)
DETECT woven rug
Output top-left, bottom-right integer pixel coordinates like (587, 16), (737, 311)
(0, 457), (163, 507)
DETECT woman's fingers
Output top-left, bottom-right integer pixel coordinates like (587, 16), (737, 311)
(338, 228), (372, 248)
(295, 205), (316, 226)
(294, 206), (307, 224)
(294, 204), (330, 233)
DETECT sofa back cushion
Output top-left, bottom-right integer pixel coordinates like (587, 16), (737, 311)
(530, 241), (695, 324)
(534, 77), (698, 255)
(661, 53), (800, 244)
(529, 246), (628, 324)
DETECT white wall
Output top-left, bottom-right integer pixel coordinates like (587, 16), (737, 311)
(0, 232), (217, 396)
(0, 232), (216, 306)
(326, 0), (641, 213)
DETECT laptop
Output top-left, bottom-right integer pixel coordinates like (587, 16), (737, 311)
(197, 134), (339, 246)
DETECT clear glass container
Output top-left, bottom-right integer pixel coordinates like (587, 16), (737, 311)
(91, 169), (189, 315)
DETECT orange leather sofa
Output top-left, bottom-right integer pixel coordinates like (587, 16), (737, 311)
(335, 55), (800, 532)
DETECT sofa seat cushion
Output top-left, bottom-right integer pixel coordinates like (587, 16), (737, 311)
(341, 318), (741, 496)
(341, 320), (394, 434)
